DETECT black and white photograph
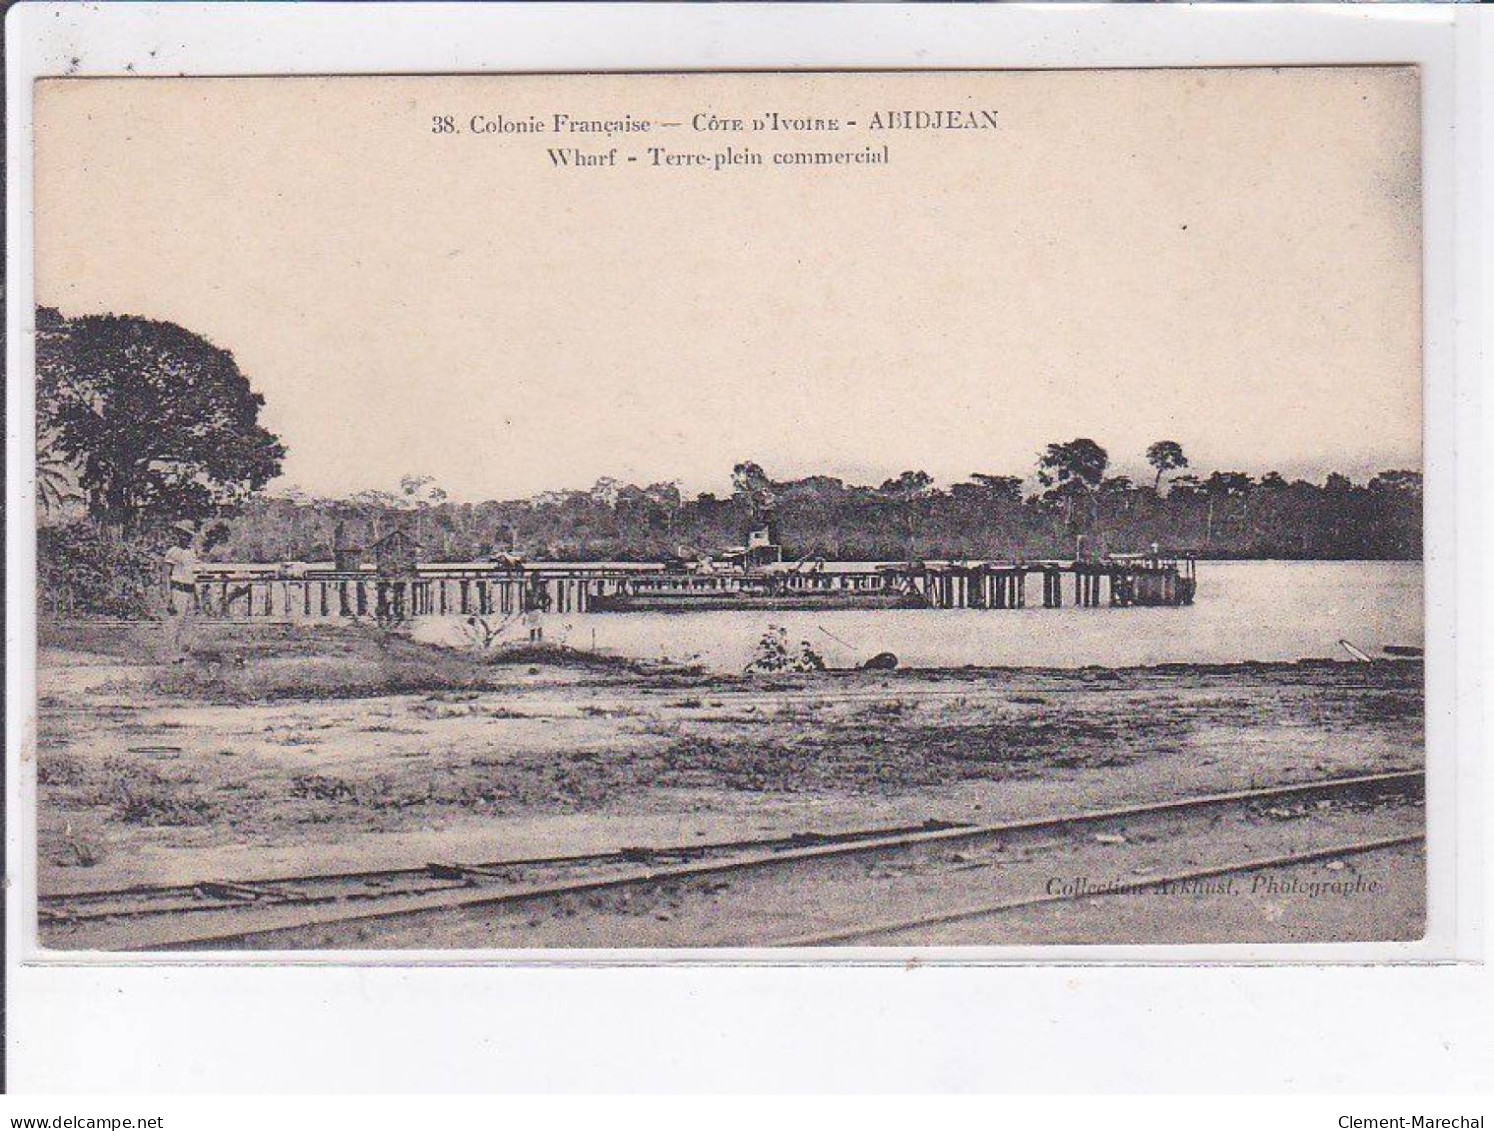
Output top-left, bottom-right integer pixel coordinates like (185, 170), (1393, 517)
(29, 67), (1427, 952)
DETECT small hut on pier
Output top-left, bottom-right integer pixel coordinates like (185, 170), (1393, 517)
(371, 528), (422, 620)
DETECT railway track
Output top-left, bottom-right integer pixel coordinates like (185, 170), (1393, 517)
(779, 832), (1424, 946)
(40, 818), (974, 931)
(40, 769), (1423, 950)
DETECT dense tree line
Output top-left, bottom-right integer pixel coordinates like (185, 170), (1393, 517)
(32, 306), (1419, 574)
(210, 450), (1422, 564)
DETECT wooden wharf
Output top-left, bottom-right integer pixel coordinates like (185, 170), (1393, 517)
(182, 553), (1197, 622)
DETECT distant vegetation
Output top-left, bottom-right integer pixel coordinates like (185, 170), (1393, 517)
(213, 451), (1421, 564)
(34, 306), (1421, 620)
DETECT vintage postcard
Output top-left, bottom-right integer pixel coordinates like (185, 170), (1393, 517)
(29, 68), (1425, 953)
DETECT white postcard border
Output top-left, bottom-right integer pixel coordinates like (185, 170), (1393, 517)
(3, 0), (1487, 1093)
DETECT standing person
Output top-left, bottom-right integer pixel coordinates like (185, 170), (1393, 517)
(522, 604), (544, 645)
(523, 580), (549, 644)
(163, 522), (199, 653)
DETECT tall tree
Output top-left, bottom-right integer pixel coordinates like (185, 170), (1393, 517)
(1037, 439), (1109, 492)
(731, 461), (774, 501)
(1037, 439), (1109, 530)
(1146, 440), (1189, 492)
(1201, 471), (1255, 546)
(37, 307), (285, 532)
(397, 473), (448, 546)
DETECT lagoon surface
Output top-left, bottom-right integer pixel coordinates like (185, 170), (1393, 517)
(413, 560), (1422, 673)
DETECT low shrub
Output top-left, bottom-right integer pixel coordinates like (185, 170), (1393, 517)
(39, 523), (165, 619)
(744, 625), (826, 674)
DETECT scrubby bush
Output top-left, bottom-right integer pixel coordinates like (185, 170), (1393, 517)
(39, 522), (165, 619)
(745, 625), (826, 674)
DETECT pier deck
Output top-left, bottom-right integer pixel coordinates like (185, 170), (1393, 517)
(181, 556), (1197, 621)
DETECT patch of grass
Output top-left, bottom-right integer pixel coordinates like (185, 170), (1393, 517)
(690, 713), (772, 726)
(94, 757), (218, 826)
(267, 747), (629, 821)
(36, 752), (88, 788)
(632, 711), (1189, 796)
(137, 627), (675, 705)
(44, 830), (106, 868)
(409, 700), (483, 720)
(115, 785), (218, 826)
(484, 642), (661, 674)
(44, 753), (221, 827)
(287, 772), (359, 803)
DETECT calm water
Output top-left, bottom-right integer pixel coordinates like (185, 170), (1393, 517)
(413, 561), (1422, 673)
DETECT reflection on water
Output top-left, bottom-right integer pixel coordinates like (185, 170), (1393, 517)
(412, 560), (1422, 674)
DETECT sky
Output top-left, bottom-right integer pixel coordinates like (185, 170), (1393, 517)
(34, 69), (1422, 501)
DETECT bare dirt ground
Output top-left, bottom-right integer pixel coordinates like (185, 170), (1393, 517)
(32, 619), (1424, 945)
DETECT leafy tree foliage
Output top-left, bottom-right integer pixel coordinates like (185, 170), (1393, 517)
(965, 474), (1024, 504)
(1146, 440), (1189, 491)
(731, 461), (774, 503)
(36, 307), (285, 532)
(38, 523), (167, 617)
(878, 470), (935, 500)
(35, 430), (81, 516)
(1038, 439), (1109, 492)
